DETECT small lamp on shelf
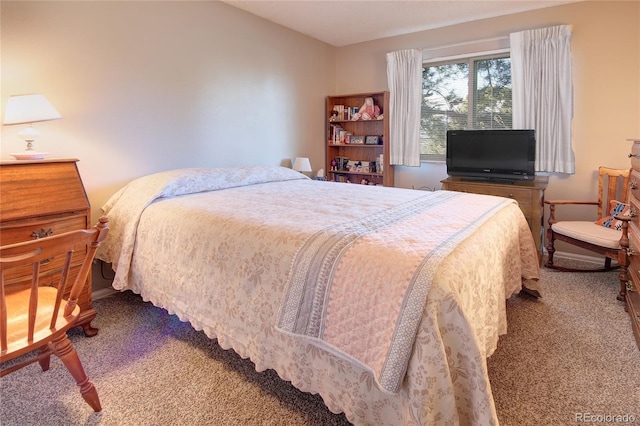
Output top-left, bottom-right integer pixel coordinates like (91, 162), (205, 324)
(3, 93), (62, 160)
(293, 157), (312, 175)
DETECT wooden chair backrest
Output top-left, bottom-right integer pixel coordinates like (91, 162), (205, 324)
(0, 218), (108, 354)
(597, 167), (631, 219)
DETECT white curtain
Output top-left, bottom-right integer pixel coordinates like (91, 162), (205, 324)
(386, 49), (422, 167)
(510, 25), (575, 174)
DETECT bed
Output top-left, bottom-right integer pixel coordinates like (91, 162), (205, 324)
(97, 165), (541, 425)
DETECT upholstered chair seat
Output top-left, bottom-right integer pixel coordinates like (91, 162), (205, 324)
(550, 221), (623, 249)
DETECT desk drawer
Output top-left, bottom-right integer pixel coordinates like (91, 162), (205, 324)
(1, 214), (88, 246)
(1, 214), (89, 294)
(3, 263), (86, 294)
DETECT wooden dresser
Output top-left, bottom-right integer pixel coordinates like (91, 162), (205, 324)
(0, 158), (98, 336)
(623, 139), (640, 349)
(441, 176), (549, 259)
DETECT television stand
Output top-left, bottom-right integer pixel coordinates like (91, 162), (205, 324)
(441, 175), (548, 261)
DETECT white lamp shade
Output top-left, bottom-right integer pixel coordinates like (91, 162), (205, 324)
(3, 94), (62, 125)
(293, 157), (312, 172)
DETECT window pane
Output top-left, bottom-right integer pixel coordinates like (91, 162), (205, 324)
(421, 62), (469, 157)
(421, 55), (512, 160)
(473, 57), (512, 129)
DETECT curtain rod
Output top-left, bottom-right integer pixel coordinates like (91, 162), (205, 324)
(425, 48), (511, 64)
(422, 35), (510, 53)
(422, 24), (574, 52)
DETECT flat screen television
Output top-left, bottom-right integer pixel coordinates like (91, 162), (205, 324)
(446, 129), (536, 181)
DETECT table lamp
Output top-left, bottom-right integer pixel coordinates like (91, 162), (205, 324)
(293, 157), (312, 174)
(3, 93), (62, 160)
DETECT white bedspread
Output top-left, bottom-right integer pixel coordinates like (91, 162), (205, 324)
(278, 191), (517, 394)
(97, 165), (541, 425)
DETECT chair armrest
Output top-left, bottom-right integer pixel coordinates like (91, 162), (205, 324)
(546, 200), (600, 224)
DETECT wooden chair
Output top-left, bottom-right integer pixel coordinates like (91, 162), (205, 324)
(545, 167), (631, 296)
(0, 217), (109, 412)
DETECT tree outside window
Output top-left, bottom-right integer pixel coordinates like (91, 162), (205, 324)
(420, 55), (512, 161)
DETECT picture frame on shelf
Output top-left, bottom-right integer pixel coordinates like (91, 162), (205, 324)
(365, 135), (380, 145)
(351, 135), (365, 145)
(338, 130), (348, 144)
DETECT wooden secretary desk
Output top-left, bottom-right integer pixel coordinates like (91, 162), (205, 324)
(0, 158), (98, 336)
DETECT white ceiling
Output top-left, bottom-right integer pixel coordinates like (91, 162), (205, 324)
(221, 0), (580, 47)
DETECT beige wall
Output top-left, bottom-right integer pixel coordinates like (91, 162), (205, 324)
(1, 1), (335, 222)
(334, 0), (640, 215)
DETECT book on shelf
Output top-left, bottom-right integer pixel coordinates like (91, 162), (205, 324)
(331, 104), (361, 121)
(329, 124), (342, 144)
(330, 126), (355, 145)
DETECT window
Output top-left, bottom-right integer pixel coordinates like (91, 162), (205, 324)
(420, 54), (512, 161)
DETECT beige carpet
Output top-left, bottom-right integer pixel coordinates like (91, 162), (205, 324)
(1, 265), (638, 425)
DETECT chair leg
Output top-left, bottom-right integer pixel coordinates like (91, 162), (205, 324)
(49, 334), (102, 412)
(37, 346), (52, 372)
(546, 230), (556, 267)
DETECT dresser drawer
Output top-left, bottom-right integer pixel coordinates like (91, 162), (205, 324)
(0, 214), (88, 246)
(443, 182), (534, 205)
(629, 259), (640, 290)
(627, 223), (640, 293)
(630, 169), (640, 201)
(628, 196), (640, 230)
(628, 222), (640, 267)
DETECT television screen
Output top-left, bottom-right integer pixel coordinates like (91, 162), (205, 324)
(446, 129), (536, 181)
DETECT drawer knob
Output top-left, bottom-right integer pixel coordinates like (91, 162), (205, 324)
(31, 228), (53, 239)
(631, 181), (638, 190)
(628, 153), (640, 158)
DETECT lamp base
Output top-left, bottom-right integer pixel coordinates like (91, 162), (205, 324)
(10, 152), (49, 160)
